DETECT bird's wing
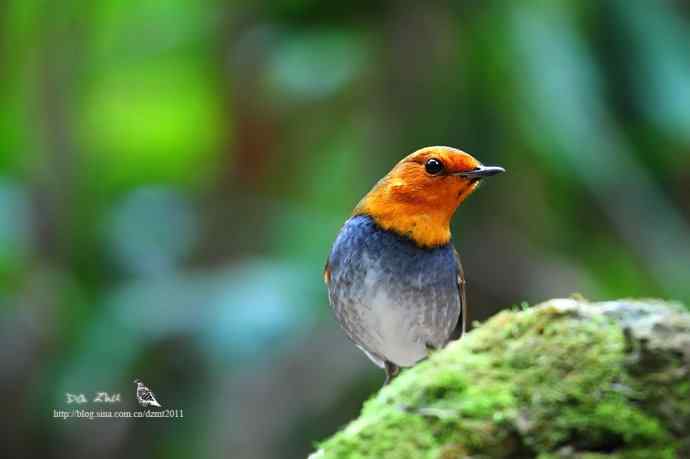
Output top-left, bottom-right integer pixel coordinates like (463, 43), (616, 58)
(448, 247), (467, 341)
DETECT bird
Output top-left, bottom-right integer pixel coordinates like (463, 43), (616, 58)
(134, 379), (162, 408)
(324, 146), (504, 385)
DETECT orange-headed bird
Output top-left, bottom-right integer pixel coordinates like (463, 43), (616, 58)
(324, 146), (504, 384)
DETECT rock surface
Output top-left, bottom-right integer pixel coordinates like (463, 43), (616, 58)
(312, 299), (690, 459)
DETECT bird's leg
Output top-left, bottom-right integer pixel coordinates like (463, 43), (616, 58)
(383, 360), (400, 386)
(425, 342), (438, 353)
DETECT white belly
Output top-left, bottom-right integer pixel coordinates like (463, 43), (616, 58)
(359, 289), (430, 367)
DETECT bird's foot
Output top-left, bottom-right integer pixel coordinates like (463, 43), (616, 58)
(425, 342), (440, 355)
(383, 360), (400, 386)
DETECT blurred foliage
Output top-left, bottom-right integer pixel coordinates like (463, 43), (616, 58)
(1, 1), (689, 458)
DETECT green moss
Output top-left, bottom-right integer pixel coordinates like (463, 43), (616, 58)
(315, 299), (690, 459)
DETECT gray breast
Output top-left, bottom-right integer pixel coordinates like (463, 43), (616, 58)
(326, 215), (461, 367)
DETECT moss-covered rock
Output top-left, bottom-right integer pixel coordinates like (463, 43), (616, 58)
(312, 299), (690, 459)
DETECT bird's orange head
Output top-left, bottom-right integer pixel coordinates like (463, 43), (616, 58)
(354, 146), (504, 248)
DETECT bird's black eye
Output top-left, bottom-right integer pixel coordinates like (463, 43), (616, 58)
(425, 158), (444, 175)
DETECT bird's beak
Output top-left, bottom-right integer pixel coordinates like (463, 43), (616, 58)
(453, 165), (505, 179)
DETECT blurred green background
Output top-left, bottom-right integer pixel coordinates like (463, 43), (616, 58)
(2, 1), (690, 458)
